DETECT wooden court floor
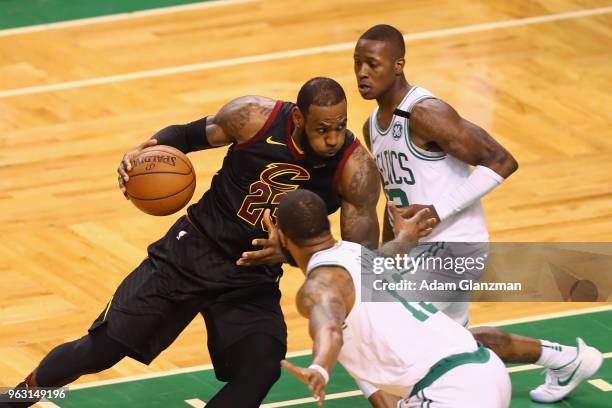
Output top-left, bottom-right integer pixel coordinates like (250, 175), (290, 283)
(1, 0), (611, 388)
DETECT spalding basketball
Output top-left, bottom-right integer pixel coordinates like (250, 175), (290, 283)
(126, 145), (196, 216)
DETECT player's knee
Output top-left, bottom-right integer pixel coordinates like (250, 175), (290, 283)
(470, 326), (510, 347)
(229, 335), (284, 385)
(258, 355), (282, 385)
(223, 356), (280, 396)
(82, 351), (125, 374)
(239, 350), (282, 384)
(73, 330), (128, 373)
(232, 360), (280, 393)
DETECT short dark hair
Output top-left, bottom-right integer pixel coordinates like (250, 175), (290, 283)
(359, 24), (405, 58)
(297, 77), (346, 116)
(277, 190), (330, 244)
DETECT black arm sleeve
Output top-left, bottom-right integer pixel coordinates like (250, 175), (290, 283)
(151, 116), (211, 154)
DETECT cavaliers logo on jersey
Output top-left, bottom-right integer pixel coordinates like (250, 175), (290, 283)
(237, 163), (310, 229)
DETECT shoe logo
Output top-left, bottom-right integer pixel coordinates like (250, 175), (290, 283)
(266, 136), (286, 146)
(176, 231), (187, 240)
(558, 362), (581, 386)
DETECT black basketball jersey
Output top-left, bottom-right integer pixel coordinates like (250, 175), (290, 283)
(187, 100), (359, 280)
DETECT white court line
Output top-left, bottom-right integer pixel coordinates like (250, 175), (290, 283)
(261, 390), (363, 407)
(0, 0), (258, 38)
(507, 354), (612, 373)
(67, 348), (312, 390)
(1, 6), (611, 99)
(185, 398), (206, 407)
(261, 353), (612, 408)
(588, 379), (612, 392)
(34, 402), (61, 408)
(66, 304), (612, 390)
(469, 304), (612, 327)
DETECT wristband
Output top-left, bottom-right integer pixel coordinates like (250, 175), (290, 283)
(308, 364), (329, 384)
(151, 116), (210, 154)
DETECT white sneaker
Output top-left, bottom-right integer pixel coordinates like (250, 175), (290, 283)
(530, 338), (603, 403)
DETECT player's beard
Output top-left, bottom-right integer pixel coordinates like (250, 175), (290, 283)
(280, 244), (298, 267)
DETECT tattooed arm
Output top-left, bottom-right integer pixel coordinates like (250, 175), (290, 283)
(411, 98), (518, 178)
(362, 119), (395, 244)
(402, 99), (518, 221)
(209, 95), (276, 144)
(338, 143), (381, 249)
(281, 266), (355, 405)
(118, 95), (276, 197)
(297, 266), (355, 372)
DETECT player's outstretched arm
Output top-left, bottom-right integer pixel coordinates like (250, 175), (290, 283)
(377, 204), (436, 257)
(407, 98), (519, 221)
(237, 209), (285, 266)
(338, 144), (381, 249)
(282, 266), (355, 406)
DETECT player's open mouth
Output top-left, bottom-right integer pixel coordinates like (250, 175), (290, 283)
(358, 84), (371, 92)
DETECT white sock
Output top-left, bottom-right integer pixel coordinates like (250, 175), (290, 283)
(537, 339), (578, 369)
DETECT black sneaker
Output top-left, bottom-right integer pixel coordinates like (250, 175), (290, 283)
(0, 381), (38, 408)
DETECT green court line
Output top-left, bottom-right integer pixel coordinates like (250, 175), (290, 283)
(0, 0), (212, 30)
(47, 309), (611, 407)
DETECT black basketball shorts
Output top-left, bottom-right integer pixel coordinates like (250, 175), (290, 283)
(88, 215), (287, 371)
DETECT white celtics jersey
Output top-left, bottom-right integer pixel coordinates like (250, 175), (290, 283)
(306, 240), (477, 397)
(369, 86), (488, 242)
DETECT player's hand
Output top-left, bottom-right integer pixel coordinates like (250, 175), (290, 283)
(389, 203), (437, 242)
(395, 203), (440, 223)
(237, 209), (286, 266)
(117, 138), (158, 199)
(281, 360), (327, 406)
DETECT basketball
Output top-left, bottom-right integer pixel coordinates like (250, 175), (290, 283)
(125, 145), (196, 216)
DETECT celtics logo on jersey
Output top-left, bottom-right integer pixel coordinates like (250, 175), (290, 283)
(392, 122), (403, 141)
